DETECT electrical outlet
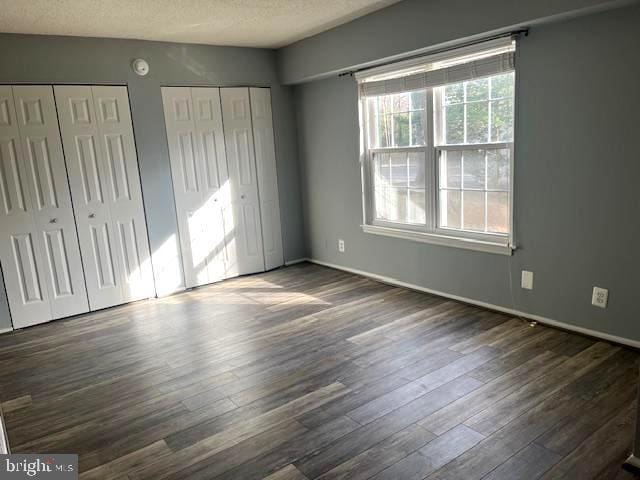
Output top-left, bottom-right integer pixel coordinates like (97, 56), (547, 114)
(338, 239), (345, 253)
(592, 286), (608, 308)
(521, 270), (534, 290)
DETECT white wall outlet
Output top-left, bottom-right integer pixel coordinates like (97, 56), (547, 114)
(338, 239), (345, 253)
(592, 286), (608, 308)
(521, 270), (534, 290)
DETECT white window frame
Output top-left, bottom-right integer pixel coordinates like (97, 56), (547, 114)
(359, 45), (516, 256)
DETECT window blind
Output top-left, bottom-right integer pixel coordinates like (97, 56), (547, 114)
(358, 50), (515, 97)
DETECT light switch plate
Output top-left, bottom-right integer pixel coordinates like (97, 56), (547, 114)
(521, 270), (534, 290)
(592, 286), (608, 308)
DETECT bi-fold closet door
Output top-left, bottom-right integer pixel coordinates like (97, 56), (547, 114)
(0, 86), (89, 328)
(55, 86), (154, 311)
(0, 84), (154, 329)
(248, 88), (284, 272)
(161, 87), (230, 288)
(162, 86), (283, 289)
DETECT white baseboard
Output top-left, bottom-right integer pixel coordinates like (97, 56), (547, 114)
(625, 454), (640, 470)
(0, 327), (13, 336)
(284, 257), (310, 266)
(305, 258), (640, 350)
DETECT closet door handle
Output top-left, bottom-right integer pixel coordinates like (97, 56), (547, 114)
(240, 194), (246, 199)
(88, 213), (95, 219)
(49, 218), (57, 224)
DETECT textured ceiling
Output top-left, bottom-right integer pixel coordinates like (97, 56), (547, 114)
(0, 0), (402, 48)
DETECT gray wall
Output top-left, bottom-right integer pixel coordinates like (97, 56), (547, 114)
(294, 5), (640, 342)
(278, 0), (636, 83)
(0, 33), (306, 331)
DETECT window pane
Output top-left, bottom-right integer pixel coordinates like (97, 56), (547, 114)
(366, 98), (377, 147)
(487, 149), (510, 190)
(410, 110), (425, 146)
(411, 91), (426, 110)
(388, 188), (408, 222)
(407, 152), (426, 188)
(408, 189), (426, 224)
(385, 152), (426, 188)
(466, 78), (489, 102)
(368, 93), (426, 148)
(439, 190), (461, 229)
(373, 151), (389, 220)
(437, 72), (514, 147)
(393, 93), (410, 113)
(374, 185), (389, 220)
(390, 153), (408, 186)
(440, 150), (461, 189)
(445, 104), (464, 144)
(376, 115), (391, 147)
(487, 192), (509, 233)
(444, 83), (464, 105)
(437, 147), (510, 235)
(393, 113), (410, 146)
(466, 102), (489, 143)
(379, 95), (392, 114)
(462, 150), (485, 189)
(374, 152), (390, 183)
(490, 99), (514, 142)
(490, 73), (514, 99)
(463, 191), (486, 231)
(373, 152), (425, 225)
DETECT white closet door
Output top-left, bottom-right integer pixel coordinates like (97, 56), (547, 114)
(191, 88), (230, 284)
(0, 86), (51, 327)
(13, 86), (89, 320)
(92, 86), (154, 302)
(249, 88), (284, 271)
(55, 85), (153, 311)
(161, 87), (230, 288)
(162, 87), (205, 288)
(0, 86), (88, 328)
(220, 87), (265, 276)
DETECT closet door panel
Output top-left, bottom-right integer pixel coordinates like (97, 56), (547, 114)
(13, 86), (89, 319)
(249, 88), (284, 271)
(162, 87), (209, 288)
(220, 87), (264, 276)
(92, 86), (154, 302)
(191, 87), (228, 283)
(55, 86), (124, 310)
(0, 86), (51, 327)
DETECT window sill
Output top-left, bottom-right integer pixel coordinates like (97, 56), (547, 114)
(361, 224), (514, 256)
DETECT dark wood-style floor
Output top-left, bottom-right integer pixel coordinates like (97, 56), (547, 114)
(0, 262), (638, 479)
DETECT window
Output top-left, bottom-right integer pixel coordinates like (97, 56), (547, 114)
(359, 41), (515, 254)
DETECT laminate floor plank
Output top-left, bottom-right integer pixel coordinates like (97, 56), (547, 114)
(481, 443), (561, 480)
(371, 424), (484, 480)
